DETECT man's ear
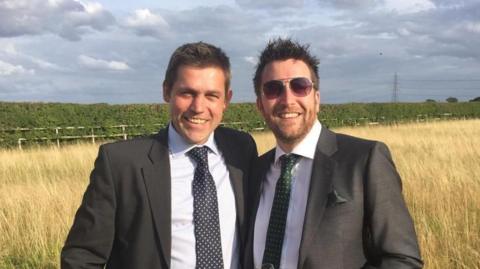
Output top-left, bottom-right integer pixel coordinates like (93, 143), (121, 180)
(315, 89), (320, 113)
(163, 84), (170, 103)
(256, 96), (264, 114)
(224, 89), (233, 108)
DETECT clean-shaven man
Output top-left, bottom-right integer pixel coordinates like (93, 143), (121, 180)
(62, 42), (257, 269)
(245, 38), (423, 269)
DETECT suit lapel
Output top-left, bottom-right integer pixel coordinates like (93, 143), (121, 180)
(254, 149), (275, 220)
(253, 149), (275, 223)
(214, 130), (246, 238)
(298, 128), (338, 269)
(142, 128), (171, 268)
(245, 149), (275, 268)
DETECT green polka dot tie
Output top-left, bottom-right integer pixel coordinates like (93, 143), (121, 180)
(188, 146), (224, 269)
(262, 154), (300, 269)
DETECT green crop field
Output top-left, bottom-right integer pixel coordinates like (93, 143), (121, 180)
(2, 101), (480, 148)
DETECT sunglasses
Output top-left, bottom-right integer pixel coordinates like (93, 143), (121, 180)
(262, 77), (314, 99)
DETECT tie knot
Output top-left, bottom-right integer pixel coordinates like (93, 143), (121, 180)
(187, 146), (209, 166)
(280, 154), (299, 172)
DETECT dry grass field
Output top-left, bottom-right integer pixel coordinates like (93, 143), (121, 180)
(1, 119), (479, 268)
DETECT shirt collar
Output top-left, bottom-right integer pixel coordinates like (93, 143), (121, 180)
(167, 122), (219, 158)
(274, 119), (322, 165)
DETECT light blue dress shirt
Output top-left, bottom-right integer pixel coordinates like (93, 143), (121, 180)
(254, 120), (322, 269)
(168, 124), (239, 269)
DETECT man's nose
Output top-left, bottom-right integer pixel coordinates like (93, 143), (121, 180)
(190, 95), (206, 112)
(278, 82), (296, 104)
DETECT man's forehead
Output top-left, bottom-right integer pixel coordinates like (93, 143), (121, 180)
(261, 59), (311, 79)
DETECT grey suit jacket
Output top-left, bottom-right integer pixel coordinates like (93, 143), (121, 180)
(61, 126), (258, 269)
(245, 128), (423, 269)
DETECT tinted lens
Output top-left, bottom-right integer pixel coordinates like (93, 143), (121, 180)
(262, 80), (284, 99)
(262, 77), (313, 99)
(290, 77), (313, 96)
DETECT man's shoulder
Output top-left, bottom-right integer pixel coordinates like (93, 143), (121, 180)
(258, 147), (275, 164)
(333, 131), (377, 147)
(99, 132), (162, 157)
(325, 128), (389, 156)
(215, 126), (255, 143)
(214, 127), (257, 161)
(215, 126), (252, 137)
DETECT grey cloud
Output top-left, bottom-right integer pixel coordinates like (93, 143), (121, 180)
(328, 0), (480, 62)
(29, 57), (62, 71)
(0, 60), (35, 76)
(155, 5), (273, 51)
(430, 0), (477, 8)
(0, 42), (64, 71)
(0, 0), (115, 41)
(122, 9), (170, 39)
(405, 4), (480, 60)
(317, 0), (383, 10)
(78, 55), (131, 71)
(0, 76), (61, 104)
(235, 0), (303, 9)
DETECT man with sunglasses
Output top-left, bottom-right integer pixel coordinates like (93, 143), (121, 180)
(245, 38), (423, 269)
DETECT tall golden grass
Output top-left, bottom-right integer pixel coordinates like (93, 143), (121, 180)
(0, 120), (479, 268)
(0, 144), (97, 269)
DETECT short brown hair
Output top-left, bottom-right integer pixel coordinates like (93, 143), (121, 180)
(163, 42), (231, 95)
(253, 38), (320, 96)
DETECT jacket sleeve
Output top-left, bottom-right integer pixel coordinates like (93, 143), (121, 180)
(362, 142), (423, 269)
(61, 145), (116, 268)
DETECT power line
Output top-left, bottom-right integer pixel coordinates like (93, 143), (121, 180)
(401, 93), (476, 97)
(400, 87), (480, 91)
(400, 79), (480, 82)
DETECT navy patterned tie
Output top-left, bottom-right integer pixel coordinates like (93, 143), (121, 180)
(262, 154), (300, 269)
(187, 146), (224, 269)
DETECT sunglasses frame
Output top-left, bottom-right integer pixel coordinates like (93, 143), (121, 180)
(261, 77), (314, 100)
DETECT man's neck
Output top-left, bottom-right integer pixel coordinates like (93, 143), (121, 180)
(276, 139), (300, 154)
(275, 120), (322, 154)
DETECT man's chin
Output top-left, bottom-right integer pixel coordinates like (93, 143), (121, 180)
(180, 129), (211, 145)
(274, 124), (299, 136)
(272, 128), (303, 144)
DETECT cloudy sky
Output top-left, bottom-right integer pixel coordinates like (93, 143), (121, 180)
(0, 0), (479, 104)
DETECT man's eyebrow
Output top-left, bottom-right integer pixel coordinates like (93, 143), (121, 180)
(174, 87), (223, 95)
(176, 87), (196, 93)
(205, 89), (223, 95)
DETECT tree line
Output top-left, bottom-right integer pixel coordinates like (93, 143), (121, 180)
(1, 101), (479, 147)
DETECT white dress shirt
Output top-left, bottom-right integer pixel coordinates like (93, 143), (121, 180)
(169, 124), (239, 269)
(254, 120), (322, 269)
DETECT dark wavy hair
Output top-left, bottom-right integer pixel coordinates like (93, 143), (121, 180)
(253, 38), (320, 96)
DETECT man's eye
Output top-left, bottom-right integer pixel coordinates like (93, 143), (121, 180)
(207, 93), (220, 99)
(178, 91), (193, 97)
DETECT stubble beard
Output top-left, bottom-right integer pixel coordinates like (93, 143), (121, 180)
(268, 115), (314, 149)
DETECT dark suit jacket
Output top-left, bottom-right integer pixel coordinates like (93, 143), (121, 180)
(245, 128), (423, 269)
(62, 126), (258, 269)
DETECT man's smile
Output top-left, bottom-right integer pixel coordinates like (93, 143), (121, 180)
(277, 112), (301, 119)
(184, 116), (208, 124)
